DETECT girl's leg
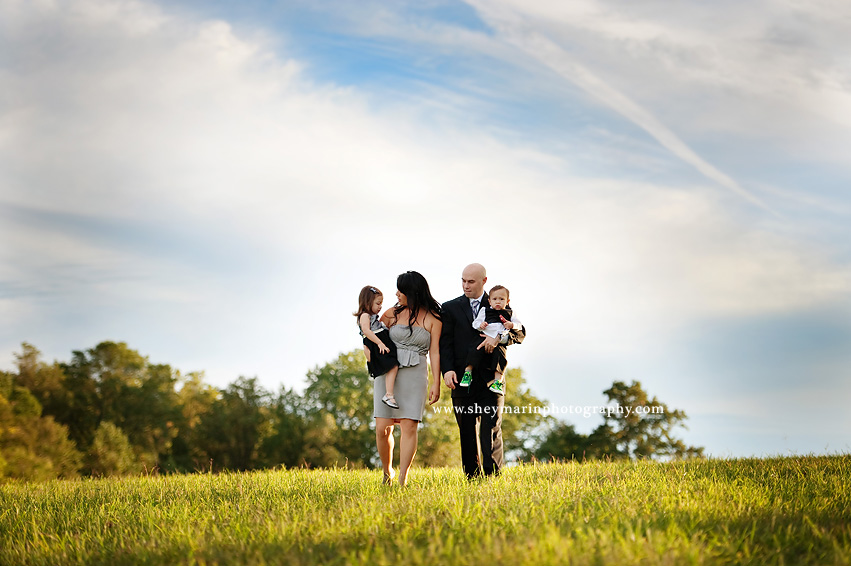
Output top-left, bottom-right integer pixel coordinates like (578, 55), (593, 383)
(398, 419), (419, 487)
(375, 417), (395, 483)
(385, 366), (398, 397)
(382, 367), (400, 409)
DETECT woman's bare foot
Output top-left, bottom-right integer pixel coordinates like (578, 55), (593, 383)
(382, 468), (395, 485)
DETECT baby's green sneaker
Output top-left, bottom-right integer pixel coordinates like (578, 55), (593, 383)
(459, 370), (472, 387)
(488, 380), (505, 396)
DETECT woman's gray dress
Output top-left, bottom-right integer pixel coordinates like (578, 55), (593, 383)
(373, 325), (430, 422)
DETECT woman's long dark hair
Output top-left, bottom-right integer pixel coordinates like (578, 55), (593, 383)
(394, 271), (441, 334)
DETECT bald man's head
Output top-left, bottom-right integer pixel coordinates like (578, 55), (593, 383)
(461, 263), (487, 299)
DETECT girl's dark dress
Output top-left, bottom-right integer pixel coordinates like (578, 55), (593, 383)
(360, 314), (399, 378)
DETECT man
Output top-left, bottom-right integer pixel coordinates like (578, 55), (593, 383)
(440, 263), (526, 478)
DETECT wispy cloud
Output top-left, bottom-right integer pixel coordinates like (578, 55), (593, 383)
(462, 0), (851, 161)
(467, 1), (777, 214)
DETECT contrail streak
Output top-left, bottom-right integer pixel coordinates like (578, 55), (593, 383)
(472, 4), (777, 214)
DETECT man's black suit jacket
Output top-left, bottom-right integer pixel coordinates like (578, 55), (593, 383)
(439, 292), (526, 397)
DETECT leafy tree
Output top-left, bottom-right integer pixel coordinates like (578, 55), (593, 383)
(196, 377), (270, 471)
(259, 386), (347, 469)
(302, 351), (375, 467)
(56, 342), (182, 469)
(61, 342), (146, 435)
(583, 423), (620, 459)
(168, 371), (219, 472)
(87, 421), (137, 476)
(532, 421), (590, 461)
(601, 380), (703, 459)
(417, 385), (461, 468)
(0, 371), (82, 481)
(299, 413), (347, 468)
(531, 380), (703, 461)
(259, 386), (308, 468)
(12, 344), (90, 452)
(13, 343), (68, 415)
(116, 361), (181, 467)
(53, 350), (100, 450)
(499, 368), (554, 460)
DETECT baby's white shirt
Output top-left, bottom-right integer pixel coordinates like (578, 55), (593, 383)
(472, 308), (522, 340)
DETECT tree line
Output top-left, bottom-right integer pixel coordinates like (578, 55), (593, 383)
(0, 341), (702, 481)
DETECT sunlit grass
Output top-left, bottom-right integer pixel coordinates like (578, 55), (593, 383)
(1, 456), (849, 565)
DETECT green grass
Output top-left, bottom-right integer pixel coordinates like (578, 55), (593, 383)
(1, 456), (850, 565)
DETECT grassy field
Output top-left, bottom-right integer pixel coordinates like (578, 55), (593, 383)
(1, 455), (849, 565)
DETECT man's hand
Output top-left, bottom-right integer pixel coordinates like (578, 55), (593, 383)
(443, 370), (458, 389)
(477, 334), (499, 353)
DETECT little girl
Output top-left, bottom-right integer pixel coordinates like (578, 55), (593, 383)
(355, 285), (400, 409)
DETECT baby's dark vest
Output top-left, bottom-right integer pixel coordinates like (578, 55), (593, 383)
(484, 306), (512, 324)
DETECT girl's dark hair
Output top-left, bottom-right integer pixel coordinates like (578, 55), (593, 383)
(489, 285), (509, 299)
(394, 271), (441, 334)
(354, 286), (382, 318)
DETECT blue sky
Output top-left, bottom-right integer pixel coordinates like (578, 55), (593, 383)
(2, 0), (850, 457)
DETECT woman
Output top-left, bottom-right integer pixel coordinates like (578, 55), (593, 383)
(373, 271), (442, 487)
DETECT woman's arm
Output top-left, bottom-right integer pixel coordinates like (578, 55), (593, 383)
(360, 314), (389, 352)
(427, 315), (442, 405)
(380, 307), (397, 328)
